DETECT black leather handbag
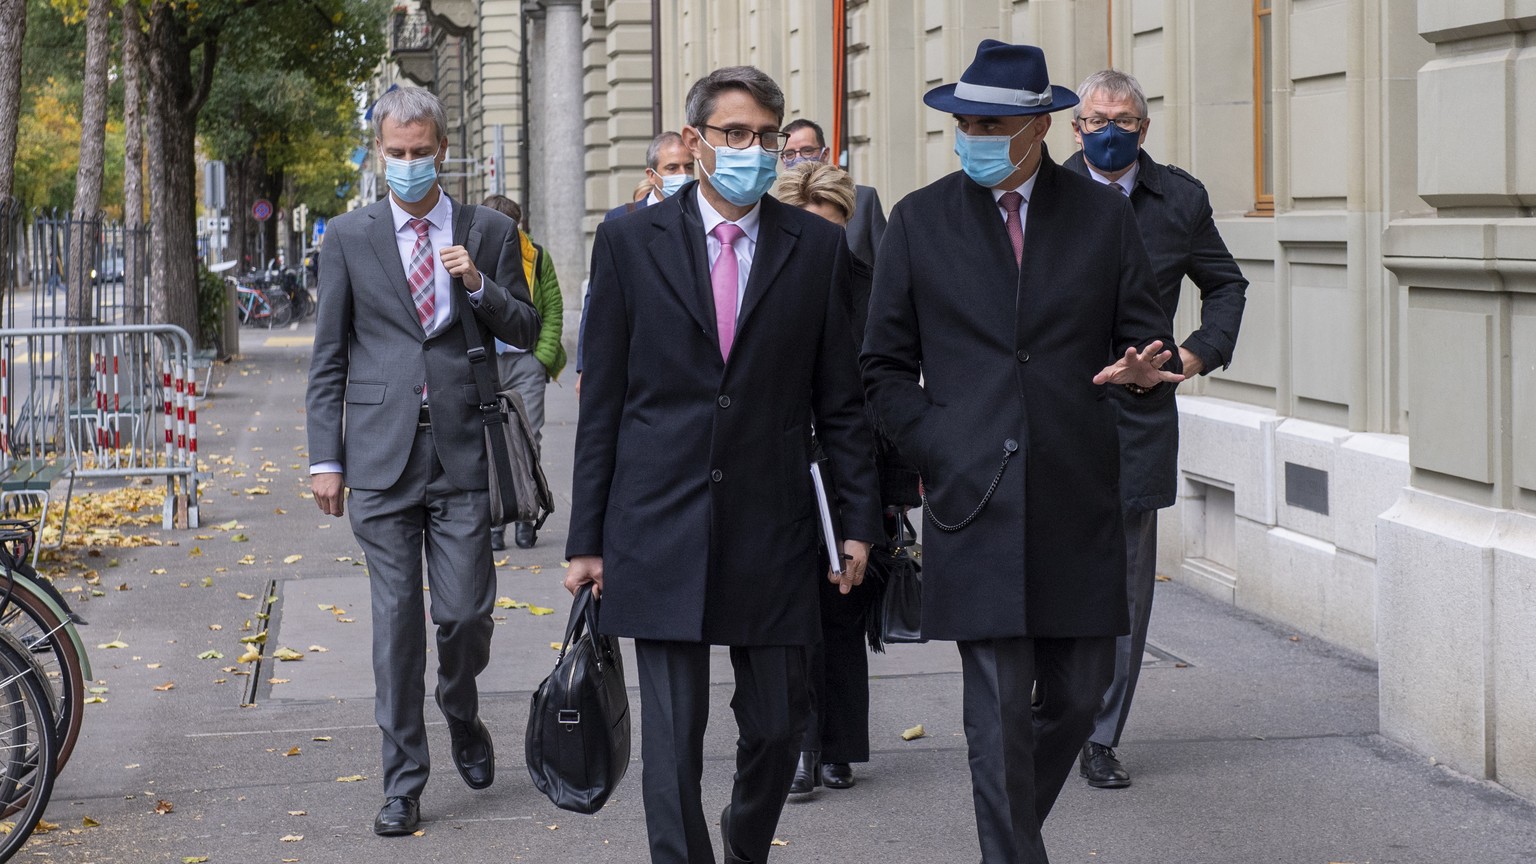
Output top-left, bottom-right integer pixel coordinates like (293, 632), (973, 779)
(864, 512), (927, 651)
(526, 585), (631, 814)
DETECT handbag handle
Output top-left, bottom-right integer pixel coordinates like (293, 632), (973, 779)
(553, 584), (603, 667)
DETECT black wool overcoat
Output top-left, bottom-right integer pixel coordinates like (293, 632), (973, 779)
(861, 152), (1178, 641)
(567, 181), (883, 646)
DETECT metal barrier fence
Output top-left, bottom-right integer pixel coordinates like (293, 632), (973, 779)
(15, 210), (150, 330)
(0, 323), (201, 544)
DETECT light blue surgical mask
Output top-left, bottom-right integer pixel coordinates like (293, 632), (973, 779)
(783, 154), (821, 169)
(955, 118), (1037, 188)
(384, 154), (439, 203)
(657, 173), (689, 198)
(702, 139), (779, 208)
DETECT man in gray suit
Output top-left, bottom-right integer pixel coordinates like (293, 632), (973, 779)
(306, 86), (540, 837)
(779, 119), (887, 265)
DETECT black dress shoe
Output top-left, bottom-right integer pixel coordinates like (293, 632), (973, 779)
(437, 690), (495, 789)
(822, 762), (855, 789)
(490, 527), (506, 551)
(789, 750), (821, 794)
(373, 796), (419, 836)
(1080, 742), (1130, 788)
(514, 521), (536, 549)
(720, 804), (749, 864)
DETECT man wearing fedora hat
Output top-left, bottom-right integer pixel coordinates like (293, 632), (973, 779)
(862, 40), (1182, 863)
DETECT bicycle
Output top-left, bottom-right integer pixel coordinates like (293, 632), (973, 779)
(232, 276), (293, 328)
(0, 619), (58, 860)
(0, 520), (89, 776)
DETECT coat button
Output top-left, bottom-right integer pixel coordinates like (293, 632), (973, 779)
(413, 384), (424, 394)
(1016, 349), (1030, 363)
(711, 469), (724, 483)
(717, 395), (731, 408)
(1004, 438), (1019, 453)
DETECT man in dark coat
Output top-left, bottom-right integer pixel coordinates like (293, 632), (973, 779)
(565, 66), (882, 864)
(1063, 69), (1247, 790)
(862, 41), (1182, 864)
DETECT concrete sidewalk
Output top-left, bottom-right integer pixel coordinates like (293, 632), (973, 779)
(26, 325), (1536, 863)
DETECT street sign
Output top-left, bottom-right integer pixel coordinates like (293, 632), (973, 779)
(252, 199), (273, 222)
(312, 217), (327, 245)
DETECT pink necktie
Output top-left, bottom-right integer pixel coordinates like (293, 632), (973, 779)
(710, 222), (744, 360)
(999, 191), (1024, 267)
(406, 218), (436, 329)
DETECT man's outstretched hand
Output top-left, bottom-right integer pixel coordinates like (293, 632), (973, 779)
(1093, 340), (1186, 389)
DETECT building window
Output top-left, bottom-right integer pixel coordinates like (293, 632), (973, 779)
(1252, 0), (1274, 214)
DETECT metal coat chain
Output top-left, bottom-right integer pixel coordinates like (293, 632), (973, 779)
(921, 444), (1015, 532)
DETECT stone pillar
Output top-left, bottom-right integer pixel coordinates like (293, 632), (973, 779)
(1378, 5), (1536, 802)
(601, 1), (655, 219)
(526, 3), (546, 236)
(541, 0), (586, 319)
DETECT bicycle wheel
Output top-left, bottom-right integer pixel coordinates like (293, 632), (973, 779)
(265, 287), (293, 327)
(0, 631), (58, 855)
(0, 577), (84, 772)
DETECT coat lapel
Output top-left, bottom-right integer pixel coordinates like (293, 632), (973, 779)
(734, 196), (797, 338)
(364, 199), (424, 330)
(960, 172), (1018, 279)
(646, 189), (716, 339)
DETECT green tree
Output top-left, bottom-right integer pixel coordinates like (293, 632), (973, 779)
(143, 0), (386, 334)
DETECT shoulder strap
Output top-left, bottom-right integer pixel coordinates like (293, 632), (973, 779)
(451, 203), (518, 511)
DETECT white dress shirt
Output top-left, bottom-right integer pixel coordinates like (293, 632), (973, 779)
(697, 186), (761, 319)
(1083, 160), (1140, 197)
(990, 166), (1042, 248)
(389, 190), (454, 338)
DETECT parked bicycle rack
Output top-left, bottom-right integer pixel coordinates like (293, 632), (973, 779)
(0, 324), (201, 554)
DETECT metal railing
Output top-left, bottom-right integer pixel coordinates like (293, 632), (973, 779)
(0, 323), (201, 541)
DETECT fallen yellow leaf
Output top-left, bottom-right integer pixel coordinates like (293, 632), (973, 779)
(280, 833), (303, 842)
(283, 554), (303, 564)
(237, 648), (261, 664)
(82, 816), (100, 827)
(182, 858), (209, 864)
(335, 774), (367, 782)
(288, 810), (306, 816)
(283, 746), (301, 757)
(273, 647), (305, 662)
(268, 678), (290, 685)
(236, 591), (255, 600)
(771, 838), (788, 847)
(307, 645), (328, 653)
(153, 682), (175, 692)
(98, 639), (129, 649)
(528, 605), (555, 616)
(901, 724), (926, 741)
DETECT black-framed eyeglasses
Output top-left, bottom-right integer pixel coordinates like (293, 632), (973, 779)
(699, 124), (787, 153)
(780, 146), (826, 163)
(1078, 116), (1146, 133)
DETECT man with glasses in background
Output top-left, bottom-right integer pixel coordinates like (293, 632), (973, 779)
(565, 65), (881, 864)
(779, 119), (887, 265)
(1063, 68), (1247, 791)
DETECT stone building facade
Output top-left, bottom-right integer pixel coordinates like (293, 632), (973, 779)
(375, 0), (1536, 802)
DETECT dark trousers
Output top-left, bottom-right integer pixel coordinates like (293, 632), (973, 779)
(634, 639), (809, 864)
(347, 426), (496, 798)
(1089, 508), (1157, 748)
(959, 635), (1116, 864)
(801, 575), (872, 763)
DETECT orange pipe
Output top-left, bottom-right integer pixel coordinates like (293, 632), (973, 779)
(830, 0), (846, 167)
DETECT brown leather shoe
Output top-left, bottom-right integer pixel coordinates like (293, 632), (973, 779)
(1080, 742), (1131, 788)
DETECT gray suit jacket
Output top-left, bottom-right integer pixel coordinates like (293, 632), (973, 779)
(847, 184), (887, 265)
(306, 195), (540, 492)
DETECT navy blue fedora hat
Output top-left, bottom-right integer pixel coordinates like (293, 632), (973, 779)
(924, 40), (1079, 116)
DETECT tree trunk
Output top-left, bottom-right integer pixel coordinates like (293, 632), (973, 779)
(122, 0), (146, 323)
(145, 1), (216, 339)
(67, 0), (113, 329)
(0, 0), (25, 203)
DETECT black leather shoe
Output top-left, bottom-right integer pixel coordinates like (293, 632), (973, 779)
(373, 796), (419, 836)
(822, 762), (855, 789)
(1080, 742), (1130, 788)
(490, 527), (506, 551)
(720, 805), (749, 864)
(514, 521), (536, 549)
(789, 750), (821, 794)
(437, 690), (495, 789)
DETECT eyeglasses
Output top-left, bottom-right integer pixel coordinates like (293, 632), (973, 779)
(780, 146), (826, 163)
(699, 124), (787, 153)
(1078, 116), (1146, 133)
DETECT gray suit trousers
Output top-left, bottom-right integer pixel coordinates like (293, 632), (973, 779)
(959, 635), (1115, 864)
(495, 350), (547, 446)
(1090, 508), (1158, 748)
(348, 425), (497, 799)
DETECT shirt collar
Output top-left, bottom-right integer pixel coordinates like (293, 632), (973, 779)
(990, 164), (1042, 207)
(696, 185), (762, 244)
(1083, 160), (1140, 196)
(389, 188), (451, 235)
